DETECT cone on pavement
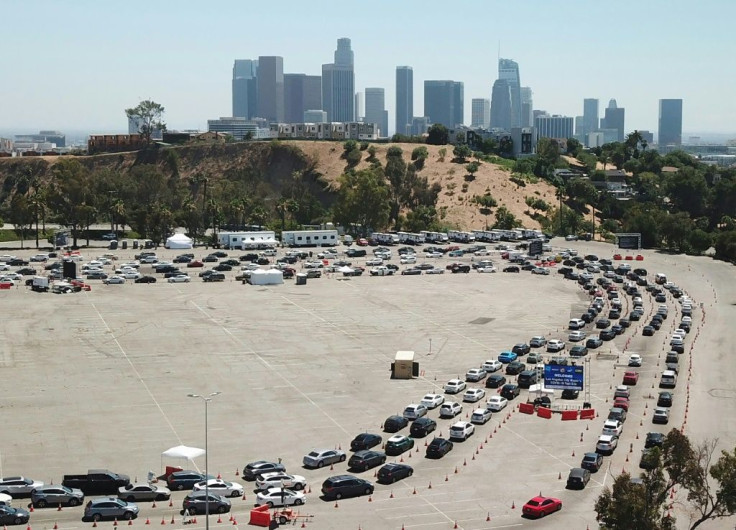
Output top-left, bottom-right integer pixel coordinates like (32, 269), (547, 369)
(463, 458), (467, 466)
(334, 501), (339, 508)
(114, 519), (118, 527)
(231, 519), (236, 526)
(53, 523), (58, 530)
(454, 466), (458, 474)
(511, 501), (516, 509)
(368, 495), (372, 502)
(445, 474), (449, 482)
(486, 512), (490, 521)
(453, 521), (458, 529)
(390, 491), (394, 498)
(558, 472), (562, 480)
(28, 506), (34, 513)
(235, 469), (239, 476)
(128, 520), (133, 526)
(170, 516), (175, 525)
(330, 463), (334, 471)
(428, 482), (432, 489)
(57, 504), (62, 512)
(572, 449), (575, 457)
(93, 522), (98, 528)
(151, 501), (156, 509)
(145, 519), (150, 525)
(160, 518), (165, 526)
(217, 473), (222, 479)
(242, 493), (246, 501)
(217, 516), (222, 524)
(412, 487), (417, 495)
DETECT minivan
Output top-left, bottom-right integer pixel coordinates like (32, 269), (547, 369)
(517, 370), (538, 389)
(660, 370), (677, 389)
(321, 475), (374, 500)
(568, 319), (585, 330)
(566, 468), (591, 489)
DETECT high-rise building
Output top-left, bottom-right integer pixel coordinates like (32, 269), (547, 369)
(498, 58), (521, 128)
(304, 109), (327, 123)
(365, 88), (388, 138)
(490, 79), (512, 130)
(396, 66), (413, 136)
(424, 80), (463, 129)
(600, 99), (625, 142)
(582, 98), (599, 144)
(575, 116), (584, 138)
(232, 59), (258, 119)
(284, 74), (322, 123)
(354, 92), (363, 122)
(520, 87), (533, 128)
(322, 38), (355, 122)
(256, 56), (284, 122)
(471, 98), (490, 128)
(658, 99), (683, 146)
(534, 115), (574, 140)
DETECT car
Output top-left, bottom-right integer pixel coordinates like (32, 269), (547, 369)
(608, 407), (628, 424)
(349, 433), (382, 452)
(653, 407), (670, 424)
(444, 379), (467, 394)
(321, 475), (373, 500)
(470, 408), (492, 425)
(486, 396), (508, 411)
(0, 477), (44, 497)
(167, 274), (191, 283)
(645, 432), (666, 448)
(581, 452), (603, 472)
(83, 498), (139, 522)
(584, 335), (602, 349)
(642, 326), (655, 336)
(531, 267), (550, 275)
(409, 417), (437, 438)
(639, 448), (660, 470)
(546, 339), (565, 352)
(476, 265), (497, 273)
(118, 483), (171, 502)
(255, 487), (306, 508)
(449, 421), (475, 441)
(401, 268), (421, 275)
(383, 415), (409, 433)
(465, 368), (487, 382)
(439, 402), (462, 418)
(31, 485), (84, 508)
(628, 354), (643, 367)
(613, 397), (630, 411)
(596, 318), (611, 329)
(30, 254), (49, 263)
(462, 388), (486, 403)
(399, 255), (417, 265)
(623, 371), (639, 385)
(403, 404), (428, 420)
(376, 463), (413, 484)
(485, 374), (507, 389)
(614, 385), (630, 399)
(503, 266), (520, 273)
(255, 473), (307, 492)
(192, 479), (243, 498)
(425, 267), (444, 274)
(384, 435), (415, 456)
(420, 393), (444, 409)
(501, 384), (521, 400)
(561, 389), (579, 399)
(512, 343), (531, 356)
(425, 438), (453, 459)
(348, 450), (386, 472)
(566, 468), (591, 490)
(522, 496), (562, 518)
(658, 392), (673, 407)
(134, 275), (157, 284)
(302, 449), (346, 469)
(86, 271), (108, 280)
(102, 275), (126, 285)
(602, 419), (624, 437)
(481, 359), (502, 372)
(167, 471), (215, 490)
(596, 434), (619, 455)
(529, 336), (547, 348)
(498, 351), (518, 363)
(242, 462), (285, 481)
(505, 360), (526, 375)
(568, 330), (586, 342)
(570, 345), (588, 357)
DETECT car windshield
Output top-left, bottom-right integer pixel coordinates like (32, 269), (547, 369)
(527, 500), (540, 507)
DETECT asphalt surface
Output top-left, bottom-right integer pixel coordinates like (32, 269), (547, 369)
(0, 238), (732, 530)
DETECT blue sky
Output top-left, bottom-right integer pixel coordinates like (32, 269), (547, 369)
(3, 0), (735, 138)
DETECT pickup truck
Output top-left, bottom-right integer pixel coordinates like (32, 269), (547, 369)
(369, 266), (394, 276)
(62, 470), (130, 495)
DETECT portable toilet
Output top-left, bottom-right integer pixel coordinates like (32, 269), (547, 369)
(391, 351), (417, 379)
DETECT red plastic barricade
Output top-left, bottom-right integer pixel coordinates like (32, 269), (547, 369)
(249, 505), (271, 527)
(518, 402), (535, 415)
(561, 410), (579, 421)
(536, 407), (552, 419)
(579, 409), (596, 420)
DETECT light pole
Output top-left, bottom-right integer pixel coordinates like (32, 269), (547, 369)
(187, 392), (221, 530)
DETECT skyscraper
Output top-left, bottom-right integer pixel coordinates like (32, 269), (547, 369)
(283, 74), (322, 123)
(354, 92), (363, 122)
(322, 38), (355, 122)
(658, 99), (683, 146)
(498, 58), (521, 127)
(534, 115), (574, 140)
(471, 98), (490, 128)
(424, 80), (463, 129)
(520, 87), (533, 128)
(365, 88), (388, 138)
(232, 59), (258, 119)
(582, 98), (599, 145)
(256, 56), (284, 122)
(601, 99), (625, 142)
(396, 66), (413, 136)
(490, 79), (512, 130)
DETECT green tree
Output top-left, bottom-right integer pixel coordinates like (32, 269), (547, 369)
(660, 212), (693, 251)
(411, 146), (429, 169)
(426, 124), (449, 145)
(473, 193), (497, 228)
(493, 205), (521, 230)
(47, 159), (92, 247)
(9, 193), (34, 249)
(452, 144), (472, 163)
(715, 230), (736, 262)
(465, 161), (480, 181)
(664, 166), (709, 218)
(404, 205), (437, 232)
(343, 139), (358, 154)
(125, 99), (167, 145)
(345, 148), (362, 168)
(384, 147), (407, 226)
(333, 168), (390, 236)
(566, 137), (582, 156)
(565, 178), (599, 213)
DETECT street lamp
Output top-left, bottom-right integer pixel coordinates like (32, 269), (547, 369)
(187, 392), (221, 530)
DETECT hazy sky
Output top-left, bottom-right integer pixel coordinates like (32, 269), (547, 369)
(3, 0), (736, 138)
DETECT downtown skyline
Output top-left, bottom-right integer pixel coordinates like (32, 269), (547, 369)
(2, 0), (735, 139)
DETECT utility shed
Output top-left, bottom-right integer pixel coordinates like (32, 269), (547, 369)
(392, 350), (418, 379)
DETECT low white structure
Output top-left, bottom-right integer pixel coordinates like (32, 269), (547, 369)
(219, 231), (277, 249)
(281, 229), (338, 247)
(248, 269), (284, 286)
(165, 233), (193, 249)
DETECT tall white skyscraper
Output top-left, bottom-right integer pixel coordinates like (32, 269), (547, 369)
(395, 66), (413, 136)
(498, 58), (521, 128)
(471, 98), (490, 128)
(354, 92), (363, 122)
(520, 87), (533, 128)
(322, 38), (355, 122)
(365, 88), (388, 138)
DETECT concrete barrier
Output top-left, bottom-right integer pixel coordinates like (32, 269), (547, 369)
(518, 402), (535, 415)
(561, 410), (579, 421)
(537, 407), (552, 419)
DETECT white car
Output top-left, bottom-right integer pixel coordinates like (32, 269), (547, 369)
(486, 396), (508, 412)
(531, 267), (550, 275)
(122, 271), (142, 280)
(399, 255), (417, 265)
(420, 393), (445, 409)
(470, 408), (492, 425)
(365, 258), (383, 266)
(481, 359), (502, 373)
(568, 330), (586, 342)
(547, 339), (566, 352)
(596, 434), (619, 454)
(628, 354), (643, 367)
(167, 274), (191, 283)
(0, 476), (44, 495)
(103, 275), (126, 285)
(425, 251), (443, 258)
(1, 273), (22, 281)
(302, 449), (346, 468)
(242, 263), (260, 271)
(369, 266), (394, 276)
(139, 256), (158, 264)
(476, 266), (497, 273)
(30, 254), (49, 262)
(449, 421), (475, 441)
(193, 479), (244, 498)
(439, 402), (462, 418)
(304, 261), (324, 269)
(465, 368), (487, 382)
(255, 488), (305, 508)
(316, 250), (335, 259)
(0, 264), (10, 271)
(0, 255), (17, 262)
(463, 388), (486, 403)
(602, 420), (623, 437)
(474, 249), (490, 256)
(95, 257), (113, 265)
(255, 473), (306, 492)
(425, 267), (444, 274)
(444, 379), (467, 394)
(119, 262), (140, 269)
(402, 403), (428, 420)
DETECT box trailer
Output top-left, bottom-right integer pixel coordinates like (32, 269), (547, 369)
(282, 230), (338, 247)
(219, 231), (278, 250)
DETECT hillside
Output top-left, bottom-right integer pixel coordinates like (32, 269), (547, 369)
(0, 140), (557, 231)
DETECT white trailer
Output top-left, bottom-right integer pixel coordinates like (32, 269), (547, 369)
(282, 229), (339, 247)
(372, 233), (400, 246)
(218, 231), (278, 249)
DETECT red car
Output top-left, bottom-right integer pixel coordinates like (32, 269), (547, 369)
(501, 252), (510, 259)
(522, 496), (562, 518)
(70, 279), (91, 291)
(356, 238), (369, 246)
(613, 397), (630, 411)
(623, 371), (639, 385)
(187, 260), (204, 268)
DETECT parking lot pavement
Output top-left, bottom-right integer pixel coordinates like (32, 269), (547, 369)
(0, 240), (732, 529)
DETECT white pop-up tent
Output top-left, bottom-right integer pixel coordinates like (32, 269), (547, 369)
(249, 268), (284, 286)
(160, 445), (205, 478)
(165, 233), (193, 249)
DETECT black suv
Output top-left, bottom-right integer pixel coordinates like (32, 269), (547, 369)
(202, 272), (226, 282)
(500, 384), (520, 400)
(409, 417), (436, 438)
(350, 433), (382, 452)
(242, 461), (285, 481)
(645, 432), (665, 448)
(348, 451), (386, 472)
(511, 343), (530, 356)
(383, 415), (408, 433)
(321, 475), (373, 500)
(425, 438), (453, 459)
(167, 471), (214, 490)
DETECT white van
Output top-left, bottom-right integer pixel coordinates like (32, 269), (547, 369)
(568, 319), (585, 330)
(655, 273), (667, 284)
(660, 370), (677, 388)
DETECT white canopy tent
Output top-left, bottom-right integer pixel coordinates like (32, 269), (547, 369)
(165, 233), (193, 249)
(249, 269), (284, 286)
(159, 445), (205, 477)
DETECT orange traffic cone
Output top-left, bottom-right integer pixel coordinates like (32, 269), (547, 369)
(453, 521), (458, 529)
(168, 499), (173, 508)
(151, 501), (156, 509)
(235, 469), (239, 476)
(334, 501), (339, 508)
(368, 494), (372, 502)
(160, 516), (166, 525)
(93, 522), (97, 528)
(114, 519), (119, 527)
(53, 523), (58, 530)
(217, 473), (222, 479)
(231, 519), (236, 526)
(128, 520), (133, 526)
(389, 491), (394, 498)
(511, 501), (516, 509)
(428, 482), (432, 489)
(145, 518), (150, 525)
(412, 487), (417, 495)
(170, 516), (174, 525)
(217, 516), (222, 524)
(57, 504), (62, 512)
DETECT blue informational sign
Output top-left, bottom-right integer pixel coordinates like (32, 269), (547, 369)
(544, 364), (584, 391)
